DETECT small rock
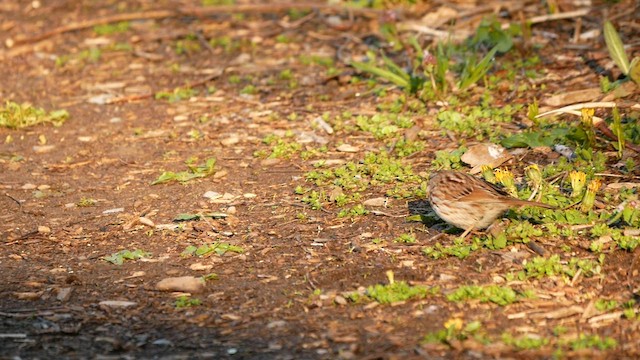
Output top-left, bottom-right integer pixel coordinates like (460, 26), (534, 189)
(56, 287), (73, 302)
(138, 217), (155, 227)
(334, 295), (347, 305)
(156, 276), (205, 293)
(152, 339), (173, 346)
(102, 208), (124, 214)
(190, 263), (213, 271)
(87, 94), (115, 104)
(261, 158), (280, 166)
(33, 145), (56, 154)
(336, 144), (360, 153)
(226, 206), (236, 214)
(267, 320), (287, 329)
(203, 191), (222, 200)
(99, 300), (138, 308)
(22, 183), (37, 190)
(243, 193), (257, 199)
(312, 116), (334, 134)
(220, 136), (240, 147)
(77, 136), (95, 142)
(213, 169), (228, 179)
(363, 197), (387, 207)
(37, 226), (51, 234)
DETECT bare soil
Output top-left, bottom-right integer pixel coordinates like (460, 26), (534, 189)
(1, 1), (640, 359)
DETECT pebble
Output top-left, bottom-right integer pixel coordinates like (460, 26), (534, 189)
(363, 197), (387, 207)
(33, 145), (56, 154)
(37, 226), (51, 234)
(99, 300), (137, 308)
(156, 276), (205, 293)
(336, 144), (359, 153)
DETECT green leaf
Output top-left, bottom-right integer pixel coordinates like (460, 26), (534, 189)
(458, 46), (499, 90)
(103, 249), (150, 265)
(501, 128), (569, 148)
(174, 213), (201, 221)
(629, 57), (640, 85)
(350, 60), (410, 88)
(603, 21), (630, 75)
(152, 171), (177, 185)
(181, 245), (197, 257)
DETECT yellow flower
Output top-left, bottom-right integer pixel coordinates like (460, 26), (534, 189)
(494, 169), (517, 197)
(569, 171), (587, 198)
(444, 318), (464, 331)
(481, 165), (496, 183)
(581, 179), (601, 212)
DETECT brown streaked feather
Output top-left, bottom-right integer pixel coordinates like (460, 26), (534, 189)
(429, 170), (555, 208)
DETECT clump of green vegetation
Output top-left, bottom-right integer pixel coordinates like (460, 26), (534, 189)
(393, 138), (425, 157)
(366, 281), (436, 304)
(77, 197), (96, 207)
(181, 242), (244, 257)
(436, 102), (522, 141)
(93, 21), (130, 36)
(240, 84), (258, 95)
(299, 189), (328, 210)
(175, 295), (201, 308)
(394, 233), (417, 244)
(305, 151), (419, 196)
(446, 284), (533, 306)
(501, 332), (549, 350)
(511, 254), (602, 280)
(56, 48), (104, 67)
(152, 157), (217, 185)
(350, 16), (517, 101)
(255, 134), (302, 159)
(0, 101), (68, 129)
(175, 34), (201, 55)
(567, 333), (617, 351)
(430, 146), (466, 170)
(355, 113), (414, 139)
(422, 320), (486, 346)
(209, 35), (254, 54)
(103, 249), (151, 265)
(202, 0), (235, 5)
(595, 299), (619, 312)
(338, 204), (369, 218)
(422, 238), (481, 259)
(155, 87), (198, 102)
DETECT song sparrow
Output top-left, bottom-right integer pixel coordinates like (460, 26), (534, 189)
(427, 170), (554, 237)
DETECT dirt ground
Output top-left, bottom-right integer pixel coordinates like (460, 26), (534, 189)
(1, 1), (640, 359)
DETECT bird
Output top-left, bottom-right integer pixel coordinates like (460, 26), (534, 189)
(427, 170), (555, 238)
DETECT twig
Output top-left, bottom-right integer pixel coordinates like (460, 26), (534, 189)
(536, 101), (640, 118)
(525, 8), (591, 26)
(13, 10), (176, 46)
(4, 193), (22, 208)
